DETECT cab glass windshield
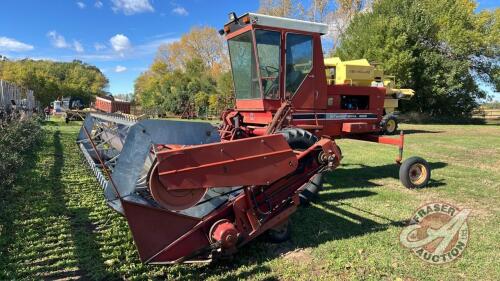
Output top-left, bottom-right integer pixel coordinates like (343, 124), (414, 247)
(228, 32), (260, 99)
(255, 30), (281, 99)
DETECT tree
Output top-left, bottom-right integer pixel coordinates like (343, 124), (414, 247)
(335, 0), (499, 117)
(135, 57), (221, 115)
(325, 1), (371, 48)
(258, 0), (296, 17)
(257, 0), (371, 50)
(135, 25), (234, 117)
(0, 59), (108, 106)
(154, 26), (228, 77)
(194, 91), (209, 117)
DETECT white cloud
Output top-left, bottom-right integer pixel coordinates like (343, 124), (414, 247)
(77, 2), (86, 9)
(115, 65), (127, 73)
(111, 0), (154, 15)
(135, 36), (179, 56)
(109, 34), (131, 53)
(94, 42), (106, 51)
(95, 1), (103, 8)
(47, 34), (178, 62)
(172, 6), (188, 16)
(47, 31), (70, 48)
(74, 40), (84, 53)
(47, 31), (85, 52)
(0, 37), (34, 52)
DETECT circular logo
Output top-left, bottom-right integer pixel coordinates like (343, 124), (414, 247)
(399, 202), (470, 264)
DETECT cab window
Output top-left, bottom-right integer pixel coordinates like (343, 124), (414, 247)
(255, 30), (281, 99)
(228, 31), (260, 99)
(285, 34), (313, 96)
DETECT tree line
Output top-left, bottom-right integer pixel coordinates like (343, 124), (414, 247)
(134, 26), (233, 117)
(0, 59), (108, 106)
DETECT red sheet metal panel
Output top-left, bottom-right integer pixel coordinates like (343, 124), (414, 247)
(154, 134), (297, 190)
(342, 122), (378, 133)
(121, 200), (202, 262)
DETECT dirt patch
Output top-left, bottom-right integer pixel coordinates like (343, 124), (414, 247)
(281, 248), (313, 264)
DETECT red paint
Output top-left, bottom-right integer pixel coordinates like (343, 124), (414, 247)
(152, 134), (298, 190)
(115, 13), (409, 265)
(94, 96), (131, 114)
(210, 220), (239, 249)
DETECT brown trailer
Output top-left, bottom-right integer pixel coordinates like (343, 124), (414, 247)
(94, 96), (130, 114)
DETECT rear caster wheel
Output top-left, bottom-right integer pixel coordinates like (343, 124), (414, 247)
(399, 156), (431, 188)
(267, 220), (291, 243)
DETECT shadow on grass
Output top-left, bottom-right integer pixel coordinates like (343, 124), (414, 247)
(180, 162), (448, 279)
(399, 129), (444, 135)
(44, 130), (121, 280)
(324, 162), (447, 189)
(166, 189), (404, 281)
(0, 128), (121, 280)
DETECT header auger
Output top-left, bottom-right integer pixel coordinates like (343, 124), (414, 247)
(77, 12), (431, 264)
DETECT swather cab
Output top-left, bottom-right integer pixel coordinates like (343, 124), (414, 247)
(221, 13), (386, 138)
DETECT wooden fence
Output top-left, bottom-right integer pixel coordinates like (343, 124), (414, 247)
(472, 108), (500, 122)
(0, 80), (39, 121)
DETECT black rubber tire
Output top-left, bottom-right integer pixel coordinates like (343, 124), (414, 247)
(267, 220), (291, 243)
(381, 115), (398, 135)
(278, 128), (319, 205)
(279, 128), (317, 150)
(399, 156), (431, 189)
(299, 172), (325, 205)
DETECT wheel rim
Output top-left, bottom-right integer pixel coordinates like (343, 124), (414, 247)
(386, 119), (396, 132)
(409, 163), (427, 186)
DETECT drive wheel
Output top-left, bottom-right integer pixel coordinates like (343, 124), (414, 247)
(278, 128), (319, 205)
(267, 220), (291, 243)
(279, 128), (317, 149)
(382, 115), (398, 135)
(399, 156), (431, 188)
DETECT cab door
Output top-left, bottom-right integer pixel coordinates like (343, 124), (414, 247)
(285, 33), (326, 110)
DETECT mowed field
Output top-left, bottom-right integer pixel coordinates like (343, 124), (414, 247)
(0, 120), (499, 280)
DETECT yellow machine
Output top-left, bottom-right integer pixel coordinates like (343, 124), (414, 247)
(324, 57), (414, 134)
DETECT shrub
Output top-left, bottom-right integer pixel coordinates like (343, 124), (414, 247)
(0, 118), (43, 188)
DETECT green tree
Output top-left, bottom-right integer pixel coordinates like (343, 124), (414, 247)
(335, 0), (499, 117)
(135, 58), (220, 116)
(194, 91), (209, 117)
(0, 59), (108, 106)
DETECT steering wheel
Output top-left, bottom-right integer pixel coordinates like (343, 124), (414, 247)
(260, 65), (279, 79)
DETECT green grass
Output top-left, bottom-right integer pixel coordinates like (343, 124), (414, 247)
(1, 120), (499, 280)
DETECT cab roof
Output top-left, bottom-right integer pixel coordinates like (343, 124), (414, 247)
(226, 12), (328, 35)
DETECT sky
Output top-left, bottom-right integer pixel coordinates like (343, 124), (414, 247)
(0, 0), (259, 95)
(0, 0), (498, 98)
